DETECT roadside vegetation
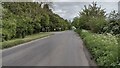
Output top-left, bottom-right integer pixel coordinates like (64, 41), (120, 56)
(0, 32), (51, 49)
(1, 2), (71, 48)
(73, 2), (120, 67)
(75, 29), (119, 67)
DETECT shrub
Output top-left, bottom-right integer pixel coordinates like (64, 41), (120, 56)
(75, 29), (119, 66)
(1, 2), (70, 41)
(102, 22), (120, 35)
(88, 17), (107, 33)
(2, 19), (16, 41)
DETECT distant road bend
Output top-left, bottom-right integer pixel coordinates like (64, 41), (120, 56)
(2, 31), (91, 66)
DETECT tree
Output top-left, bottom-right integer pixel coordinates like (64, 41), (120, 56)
(72, 2), (107, 33)
(102, 10), (120, 35)
(1, 2), (70, 41)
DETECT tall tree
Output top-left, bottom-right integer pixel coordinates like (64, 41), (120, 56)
(73, 2), (107, 33)
(1, 2), (70, 41)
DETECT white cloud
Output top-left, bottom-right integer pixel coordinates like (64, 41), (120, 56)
(54, 9), (63, 13)
(52, 2), (118, 21)
(33, 0), (119, 21)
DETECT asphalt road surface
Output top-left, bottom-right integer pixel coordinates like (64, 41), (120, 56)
(2, 31), (90, 66)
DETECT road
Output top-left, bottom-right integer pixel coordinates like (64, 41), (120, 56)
(2, 31), (90, 66)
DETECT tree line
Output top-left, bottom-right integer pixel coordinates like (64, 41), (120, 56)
(73, 2), (120, 66)
(1, 2), (71, 41)
(72, 2), (120, 35)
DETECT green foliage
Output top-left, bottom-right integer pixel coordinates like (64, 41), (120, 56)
(48, 13), (70, 31)
(72, 2), (120, 35)
(117, 35), (120, 65)
(1, 2), (70, 42)
(72, 2), (107, 33)
(2, 19), (16, 41)
(102, 11), (120, 35)
(89, 17), (107, 33)
(102, 22), (120, 35)
(72, 17), (80, 29)
(75, 29), (119, 66)
(1, 33), (51, 49)
(73, 2), (119, 67)
(2, 11), (17, 41)
(80, 2), (106, 17)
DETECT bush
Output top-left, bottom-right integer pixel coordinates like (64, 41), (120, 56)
(1, 2), (70, 41)
(2, 19), (16, 41)
(75, 29), (119, 66)
(79, 16), (91, 30)
(88, 17), (107, 33)
(116, 34), (120, 65)
(1, 32), (51, 49)
(102, 22), (120, 35)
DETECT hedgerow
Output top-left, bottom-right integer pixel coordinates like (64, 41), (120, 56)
(1, 2), (71, 42)
(76, 29), (119, 67)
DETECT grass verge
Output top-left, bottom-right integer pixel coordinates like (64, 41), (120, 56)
(0, 32), (52, 49)
(75, 29), (119, 67)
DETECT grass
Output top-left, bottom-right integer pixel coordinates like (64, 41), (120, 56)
(75, 29), (119, 67)
(0, 32), (53, 49)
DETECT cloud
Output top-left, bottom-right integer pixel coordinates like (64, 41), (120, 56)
(54, 9), (64, 13)
(52, 2), (118, 21)
(34, 0), (119, 21)
(52, 2), (85, 20)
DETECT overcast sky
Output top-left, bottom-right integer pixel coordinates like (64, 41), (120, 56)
(2, 0), (119, 21)
(51, 2), (118, 21)
(34, 0), (119, 21)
